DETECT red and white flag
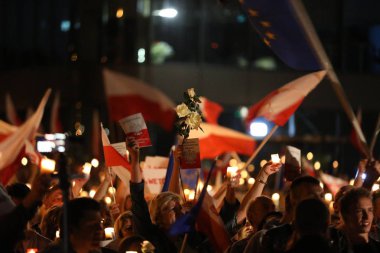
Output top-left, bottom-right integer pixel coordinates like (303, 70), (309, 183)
(189, 122), (256, 159)
(320, 172), (348, 196)
(103, 68), (176, 131)
(199, 97), (223, 125)
(196, 192), (231, 252)
(50, 91), (63, 133)
(5, 93), (21, 126)
(245, 70), (326, 126)
(101, 124), (131, 185)
(0, 90), (51, 184)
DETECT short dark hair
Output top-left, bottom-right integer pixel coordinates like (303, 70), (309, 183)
(340, 188), (372, 222)
(295, 198), (329, 236)
(6, 183), (30, 200)
(290, 176), (320, 193)
(372, 189), (380, 204)
(60, 197), (101, 232)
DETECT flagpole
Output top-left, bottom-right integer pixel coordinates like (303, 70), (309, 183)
(290, 0), (371, 158)
(179, 234), (189, 253)
(242, 125), (279, 171)
(369, 114), (380, 157)
(108, 167), (117, 203)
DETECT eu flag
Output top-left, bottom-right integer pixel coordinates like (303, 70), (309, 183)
(241, 0), (322, 71)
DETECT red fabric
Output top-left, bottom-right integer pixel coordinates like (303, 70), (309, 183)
(198, 134), (255, 159)
(108, 95), (175, 132)
(196, 193), (231, 252)
(246, 89), (304, 126)
(201, 97), (223, 125)
(103, 146), (131, 170)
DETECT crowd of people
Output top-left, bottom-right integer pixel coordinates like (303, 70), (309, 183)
(1, 138), (380, 253)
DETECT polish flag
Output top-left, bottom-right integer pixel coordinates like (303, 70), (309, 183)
(245, 71), (326, 126)
(320, 172), (348, 196)
(101, 124), (131, 185)
(0, 90), (51, 184)
(196, 192), (231, 252)
(169, 160), (231, 252)
(0, 121), (42, 166)
(5, 93), (22, 126)
(103, 68), (176, 131)
(199, 97), (223, 125)
(189, 122), (256, 159)
(50, 91), (63, 133)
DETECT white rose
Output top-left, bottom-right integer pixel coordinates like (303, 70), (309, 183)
(176, 103), (191, 117)
(185, 112), (202, 129)
(187, 88), (196, 98)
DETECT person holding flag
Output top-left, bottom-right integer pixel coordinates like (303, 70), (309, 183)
(127, 139), (208, 253)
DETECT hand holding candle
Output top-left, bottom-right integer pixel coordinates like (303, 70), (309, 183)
(271, 154), (281, 164)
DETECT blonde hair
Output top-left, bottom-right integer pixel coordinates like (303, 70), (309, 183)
(114, 211), (133, 239)
(149, 192), (182, 227)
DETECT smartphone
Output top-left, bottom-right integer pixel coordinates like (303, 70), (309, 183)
(36, 133), (66, 153)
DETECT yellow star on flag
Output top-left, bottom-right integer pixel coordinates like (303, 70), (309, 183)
(260, 21), (271, 28)
(265, 31), (276, 40)
(248, 8), (259, 17)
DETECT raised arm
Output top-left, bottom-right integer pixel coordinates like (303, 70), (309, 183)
(236, 161), (281, 224)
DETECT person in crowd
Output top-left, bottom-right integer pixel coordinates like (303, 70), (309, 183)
(259, 176), (326, 253)
(370, 190), (380, 241)
(331, 185), (354, 226)
(243, 195), (290, 253)
(339, 187), (380, 253)
(0, 174), (51, 253)
(40, 206), (62, 241)
(30, 184), (63, 233)
(127, 139), (210, 253)
(227, 196), (275, 253)
(42, 197), (116, 253)
(220, 161), (281, 237)
(285, 198), (333, 253)
(107, 211), (134, 251)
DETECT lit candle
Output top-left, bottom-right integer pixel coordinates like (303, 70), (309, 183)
(188, 190), (195, 201)
(104, 227), (115, 240)
(40, 158), (56, 174)
(26, 249), (38, 253)
(226, 166), (238, 178)
(82, 162), (92, 176)
(324, 193), (333, 203)
(55, 230), (60, 239)
(271, 193), (280, 209)
(271, 154), (280, 164)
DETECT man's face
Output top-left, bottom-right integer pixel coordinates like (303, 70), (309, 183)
(71, 210), (104, 249)
(344, 197), (373, 234)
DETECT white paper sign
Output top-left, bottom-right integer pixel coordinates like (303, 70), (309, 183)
(142, 168), (167, 194)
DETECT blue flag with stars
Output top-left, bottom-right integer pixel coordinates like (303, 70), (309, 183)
(241, 0), (322, 71)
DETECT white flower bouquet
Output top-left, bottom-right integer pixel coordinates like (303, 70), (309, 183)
(175, 88), (203, 139)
